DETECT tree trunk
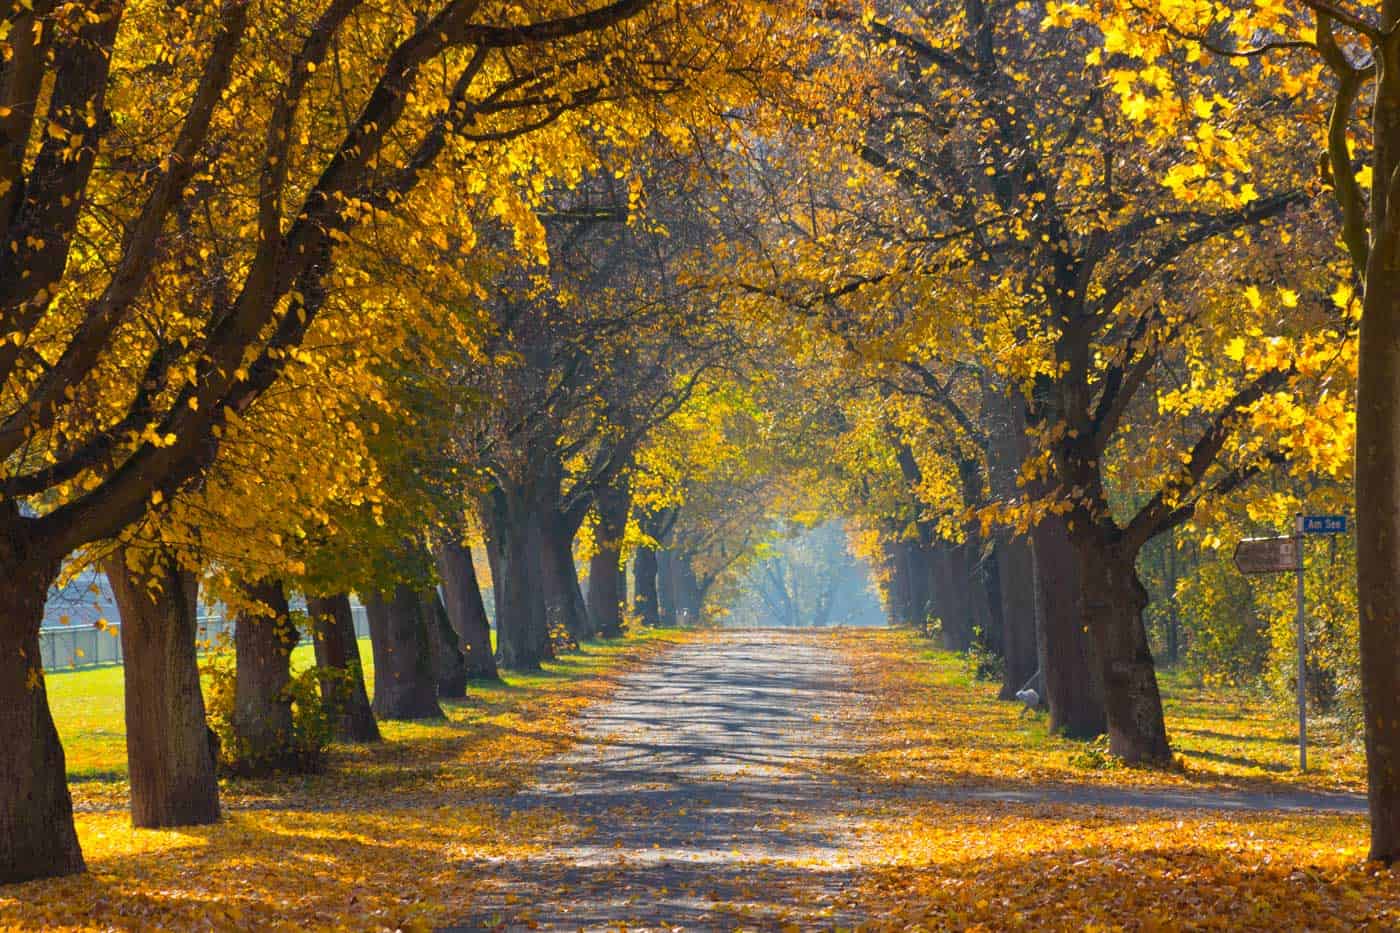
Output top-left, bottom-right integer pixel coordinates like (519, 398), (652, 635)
(486, 488), (553, 671)
(539, 506), (592, 642)
(995, 532), (1039, 700)
(422, 587), (468, 699)
(307, 594), (379, 743)
(587, 480), (631, 638)
(931, 542), (974, 652)
(1358, 51), (1400, 858)
(436, 538), (499, 680)
(365, 585), (443, 720)
(231, 581), (302, 774)
(634, 544), (660, 627)
(658, 549), (679, 625)
(672, 552), (703, 625)
(0, 544), (85, 882)
(1030, 513), (1106, 738)
(1076, 536), (1170, 763)
(106, 552), (220, 827)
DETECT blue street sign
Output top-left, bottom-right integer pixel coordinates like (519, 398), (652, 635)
(1302, 515), (1347, 535)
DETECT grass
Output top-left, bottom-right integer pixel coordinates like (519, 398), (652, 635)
(838, 629), (1365, 794)
(49, 637), (371, 784)
(838, 629), (1396, 930)
(8, 628), (689, 930)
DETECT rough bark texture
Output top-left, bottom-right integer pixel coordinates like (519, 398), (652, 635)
(365, 586), (443, 720)
(436, 539), (499, 680)
(486, 489), (553, 671)
(1357, 34), (1400, 861)
(1030, 513), (1106, 738)
(1078, 538), (1170, 763)
(231, 581), (301, 774)
(307, 594), (380, 743)
(587, 481), (631, 638)
(0, 544), (85, 882)
(106, 553), (220, 827)
(539, 507), (593, 641)
(422, 588), (468, 699)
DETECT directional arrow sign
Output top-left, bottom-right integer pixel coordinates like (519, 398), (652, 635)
(1302, 515), (1347, 535)
(1233, 536), (1301, 575)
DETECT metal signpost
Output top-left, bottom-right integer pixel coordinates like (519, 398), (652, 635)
(1231, 514), (1347, 772)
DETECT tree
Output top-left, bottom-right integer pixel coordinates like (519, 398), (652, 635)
(0, 0), (785, 882)
(1090, 0), (1400, 859)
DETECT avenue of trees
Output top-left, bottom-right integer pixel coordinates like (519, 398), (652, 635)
(2, 0), (1399, 884)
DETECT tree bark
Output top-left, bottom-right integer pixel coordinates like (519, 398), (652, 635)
(931, 542), (974, 651)
(539, 505), (592, 642)
(634, 544), (660, 627)
(587, 480), (631, 638)
(987, 392), (1039, 699)
(231, 581), (302, 774)
(485, 488), (553, 671)
(671, 552), (703, 625)
(1030, 513), (1106, 738)
(364, 585), (443, 720)
(307, 594), (379, 743)
(1357, 40), (1400, 860)
(106, 552), (220, 827)
(1076, 535), (1170, 763)
(422, 587), (468, 699)
(0, 541), (85, 882)
(436, 538), (498, 680)
(995, 532), (1039, 700)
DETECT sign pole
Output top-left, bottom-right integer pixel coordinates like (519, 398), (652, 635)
(1295, 513), (1307, 772)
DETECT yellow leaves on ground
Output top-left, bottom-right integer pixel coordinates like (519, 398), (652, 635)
(839, 629), (1393, 931)
(837, 629), (1364, 794)
(0, 632), (690, 931)
(859, 802), (1394, 930)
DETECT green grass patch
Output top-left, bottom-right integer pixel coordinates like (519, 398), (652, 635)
(48, 627), (677, 786)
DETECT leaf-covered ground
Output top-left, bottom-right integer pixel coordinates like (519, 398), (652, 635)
(2, 630), (689, 930)
(8, 627), (1398, 930)
(840, 628), (1398, 930)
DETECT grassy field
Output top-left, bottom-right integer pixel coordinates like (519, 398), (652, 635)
(48, 638), (365, 783)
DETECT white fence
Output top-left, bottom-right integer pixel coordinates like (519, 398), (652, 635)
(38, 605), (371, 672)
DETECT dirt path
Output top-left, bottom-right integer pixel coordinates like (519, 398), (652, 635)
(443, 629), (867, 930)
(442, 629), (1366, 930)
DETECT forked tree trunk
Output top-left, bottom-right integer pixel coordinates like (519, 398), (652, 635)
(364, 586), (443, 720)
(634, 544), (660, 627)
(231, 581), (301, 774)
(436, 538), (498, 680)
(0, 547), (85, 882)
(306, 594), (379, 743)
(422, 588), (468, 699)
(106, 553), (220, 827)
(1031, 513), (1105, 738)
(1076, 536), (1170, 763)
(587, 482), (631, 638)
(1356, 39), (1400, 860)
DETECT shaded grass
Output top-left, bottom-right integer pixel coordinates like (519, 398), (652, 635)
(6, 629), (689, 930)
(838, 629), (1365, 795)
(839, 629), (1395, 930)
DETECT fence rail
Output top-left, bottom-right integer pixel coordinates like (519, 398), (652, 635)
(39, 605), (371, 672)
